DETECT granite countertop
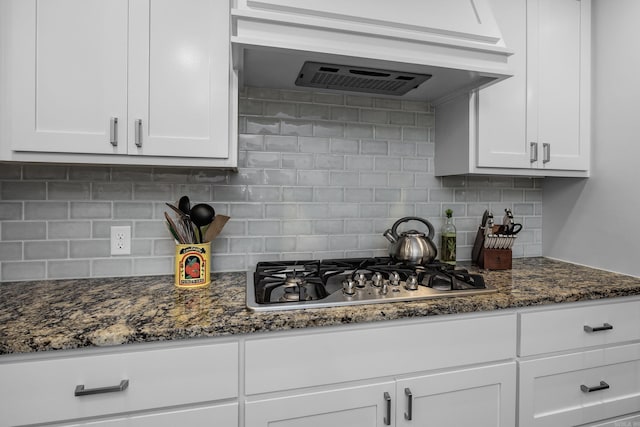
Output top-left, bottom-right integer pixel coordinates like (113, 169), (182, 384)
(2, 257), (640, 355)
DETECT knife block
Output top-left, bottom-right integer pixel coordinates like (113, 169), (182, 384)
(471, 227), (513, 270)
(478, 248), (512, 270)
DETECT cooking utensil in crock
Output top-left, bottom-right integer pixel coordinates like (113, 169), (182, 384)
(166, 202), (196, 243)
(203, 215), (230, 242)
(164, 212), (187, 244)
(190, 203), (216, 243)
(178, 196), (191, 216)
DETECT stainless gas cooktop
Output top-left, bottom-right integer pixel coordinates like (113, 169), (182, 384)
(246, 257), (496, 311)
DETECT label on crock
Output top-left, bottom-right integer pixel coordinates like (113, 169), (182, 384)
(176, 245), (208, 287)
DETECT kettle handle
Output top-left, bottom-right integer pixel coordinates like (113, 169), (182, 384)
(391, 216), (435, 240)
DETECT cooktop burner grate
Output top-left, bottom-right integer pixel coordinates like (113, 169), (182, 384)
(247, 257), (495, 311)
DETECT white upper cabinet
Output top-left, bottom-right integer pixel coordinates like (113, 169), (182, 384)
(128, 0), (231, 160)
(527, 0), (590, 171)
(1, 0), (236, 168)
(10, 0), (129, 156)
(434, 0), (591, 177)
(475, 0), (529, 169)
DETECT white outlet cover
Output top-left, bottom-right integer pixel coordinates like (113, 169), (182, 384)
(110, 226), (131, 255)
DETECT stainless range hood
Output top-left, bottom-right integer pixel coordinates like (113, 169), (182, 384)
(231, 0), (513, 104)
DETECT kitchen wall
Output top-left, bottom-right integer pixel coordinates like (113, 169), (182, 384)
(0, 87), (543, 282)
(543, 0), (640, 277)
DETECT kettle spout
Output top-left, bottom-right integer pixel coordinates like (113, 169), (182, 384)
(383, 229), (397, 243)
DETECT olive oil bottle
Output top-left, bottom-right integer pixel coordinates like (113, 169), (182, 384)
(441, 209), (457, 265)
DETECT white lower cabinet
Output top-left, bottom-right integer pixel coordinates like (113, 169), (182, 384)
(0, 341), (239, 427)
(582, 413), (640, 427)
(8, 298), (640, 427)
(519, 343), (640, 427)
(243, 313), (517, 427)
(244, 362), (516, 427)
(518, 298), (640, 427)
(245, 381), (394, 427)
(396, 362), (516, 427)
(61, 403), (238, 427)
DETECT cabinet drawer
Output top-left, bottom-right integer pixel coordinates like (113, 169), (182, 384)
(0, 342), (238, 427)
(583, 412), (640, 427)
(245, 313), (516, 395)
(519, 343), (640, 427)
(519, 300), (640, 356)
(62, 403), (238, 426)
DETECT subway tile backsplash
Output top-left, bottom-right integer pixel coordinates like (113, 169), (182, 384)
(0, 87), (543, 282)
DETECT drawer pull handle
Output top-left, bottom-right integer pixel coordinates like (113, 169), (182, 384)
(581, 381), (609, 393)
(404, 387), (413, 420)
(584, 323), (613, 333)
(74, 379), (129, 397)
(383, 392), (391, 425)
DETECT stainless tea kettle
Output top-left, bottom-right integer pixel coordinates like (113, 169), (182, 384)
(383, 216), (438, 265)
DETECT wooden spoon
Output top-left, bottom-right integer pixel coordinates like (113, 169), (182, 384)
(202, 215), (230, 242)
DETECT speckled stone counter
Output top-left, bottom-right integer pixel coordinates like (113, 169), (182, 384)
(2, 257), (640, 355)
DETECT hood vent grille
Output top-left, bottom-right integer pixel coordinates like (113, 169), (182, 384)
(295, 62), (432, 96)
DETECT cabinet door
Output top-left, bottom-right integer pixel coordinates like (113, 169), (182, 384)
(128, 0), (230, 159)
(10, 0), (128, 155)
(527, 0), (590, 171)
(476, 0), (529, 169)
(61, 403), (238, 427)
(396, 362), (516, 427)
(245, 381), (394, 427)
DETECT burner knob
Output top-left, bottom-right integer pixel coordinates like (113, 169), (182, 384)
(355, 272), (366, 288)
(371, 272), (383, 287)
(342, 279), (356, 296)
(390, 271), (400, 286)
(405, 275), (418, 291)
(380, 282), (389, 295)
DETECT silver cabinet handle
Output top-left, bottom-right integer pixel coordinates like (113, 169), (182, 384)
(404, 387), (413, 420)
(383, 392), (391, 425)
(581, 381), (609, 393)
(135, 119), (143, 147)
(584, 323), (613, 333)
(110, 117), (118, 146)
(530, 142), (538, 163)
(542, 143), (550, 163)
(75, 379), (129, 397)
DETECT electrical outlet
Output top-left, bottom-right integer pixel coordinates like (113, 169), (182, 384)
(110, 226), (131, 255)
